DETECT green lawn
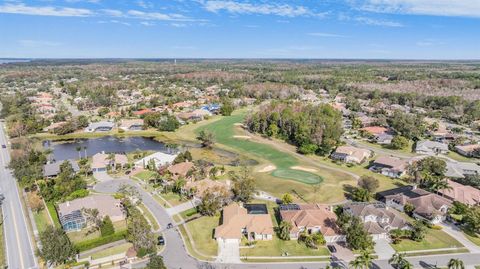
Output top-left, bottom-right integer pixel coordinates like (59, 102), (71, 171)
(138, 203), (160, 231)
(463, 230), (480, 246)
(240, 237), (330, 257)
(447, 151), (476, 162)
(68, 221), (127, 243)
(159, 192), (185, 206)
(134, 170), (157, 181)
(185, 215), (219, 257)
(91, 242), (132, 259)
(33, 208), (53, 233)
(196, 112), (322, 185)
(46, 202), (61, 228)
(391, 229), (464, 252)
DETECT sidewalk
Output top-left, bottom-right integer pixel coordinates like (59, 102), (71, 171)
(165, 198), (200, 216)
(440, 222), (480, 253)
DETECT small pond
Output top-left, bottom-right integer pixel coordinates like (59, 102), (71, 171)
(44, 136), (176, 161)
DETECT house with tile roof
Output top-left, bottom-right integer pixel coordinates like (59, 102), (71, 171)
(438, 179), (480, 206)
(415, 140), (449, 155)
(343, 202), (411, 240)
(215, 203), (274, 242)
(279, 204), (344, 242)
(369, 156), (408, 178)
(378, 185), (451, 224)
(454, 144), (480, 157)
(331, 146), (372, 164)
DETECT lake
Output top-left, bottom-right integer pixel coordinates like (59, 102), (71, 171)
(44, 136), (176, 161)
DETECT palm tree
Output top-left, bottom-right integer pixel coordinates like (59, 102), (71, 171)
(83, 146), (87, 158)
(349, 258), (363, 269)
(277, 221), (292, 240)
(389, 252), (404, 268)
(448, 258), (465, 269)
(358, 250), (373, 269)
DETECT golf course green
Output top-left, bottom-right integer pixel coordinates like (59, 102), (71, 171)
(196, 112), (323, 185)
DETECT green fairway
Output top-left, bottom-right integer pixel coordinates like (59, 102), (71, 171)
(196, 112), (322, 184)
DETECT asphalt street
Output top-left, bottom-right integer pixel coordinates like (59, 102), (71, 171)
(0, 122), (38, 269)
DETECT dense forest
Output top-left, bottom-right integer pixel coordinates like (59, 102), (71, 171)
(245, 101), (343, 155)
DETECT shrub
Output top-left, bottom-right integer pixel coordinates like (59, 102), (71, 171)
(431, 225), (443, 230)
(75, 230), (127, 252)
(65, 189), (89, 201)
(100, 216), (115, 237)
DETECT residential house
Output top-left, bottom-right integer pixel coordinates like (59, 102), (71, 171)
(214, 203), (274, 242)
(84, 121), (115, 132)
(167, 161), (194, 180)
(185, 179), (231, 199)
(369, 156), (408, 178)
(343, 202), (410, 240)
(454, 144), (480, 157)
(445, 161), (480, 179)
(331, 146), (372, 164)
(43, 121), (68, 133)
(57, 194), (124, 231)
(43, 160), (80, 178)
(279, 204), (344, 242)
(438, 179), (480, 206)
(119, 119), (144, 131)
(91, 152), (128, 172)
(415, 140), (449, 155)
(360, 126), (389, 137)
(375, 133), (394, 145)
(377, 186), (451, 224)
(134, 152), (178, 169)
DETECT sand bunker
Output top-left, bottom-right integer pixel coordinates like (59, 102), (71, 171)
(258, 165), (276, 173)
(233, 135), (251, 139)
(233, 123), (244, 126)
(291, 166), (318, 173)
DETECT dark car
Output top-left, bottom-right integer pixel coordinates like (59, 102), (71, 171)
(327, 245), (337, 253)
(157, 235), (165, 245)
(166, 223), (173, 229)
(1, 145), (6, 149)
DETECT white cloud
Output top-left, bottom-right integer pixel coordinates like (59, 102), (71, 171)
(98, 20), (131, 26)
(202, 1), (325, 17)
(101, 9), (123, 17)
(308, 32), (347, 38)
(170, 23), (187, 27)
(416, 39), (445, 46)
(354, 16), (404, 27)
(136, 0), (153, 9)
(18, 40), (62, 47)
(127, 10), (194, 21)
(0, 3), (92, 17)
(140, 21), (155, 26)
(352, 0), (480, 18)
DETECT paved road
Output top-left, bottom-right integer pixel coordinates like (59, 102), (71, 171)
(94, 178), (201, 269)
(0, 122), (38, 269)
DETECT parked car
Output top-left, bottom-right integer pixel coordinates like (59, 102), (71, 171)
(157, 235), (165, 245)
(166, 223), (173, 229)
(1, 145), (6, 149)
(327, 245), (337, 253)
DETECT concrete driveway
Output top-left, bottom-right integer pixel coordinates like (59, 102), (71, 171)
(166, 198), (201, 216)
(374, 238), (396, 260)
(441, 222), (480, 253)
(216, 239), (240, 264)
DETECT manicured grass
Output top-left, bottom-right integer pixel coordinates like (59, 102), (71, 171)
(91, 242), (132, 259)
(447, 151), (476, 162)
(185, 215), (219, 257)
(179, 207), (199, 220)
(33, 208), (53, 233)
(404, 248), (468, 257)
(463, 230), (480, 246)
(178, 225), (215, 261)
(68, 221), (127, 243)
(240, 237), (330, 257)
(391, 229), (464, 252)
(159, 192), (184, 206)
(46, 202), (61, 228)
(134, 170), (157, 182)
(138, 203), (160, 231)
(196, 112), (322, 185)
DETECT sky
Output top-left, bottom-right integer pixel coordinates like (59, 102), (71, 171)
(0, 0), (479, 59)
